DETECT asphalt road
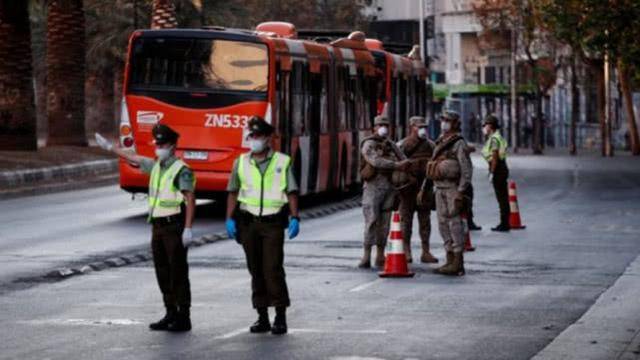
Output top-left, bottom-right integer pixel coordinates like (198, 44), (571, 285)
(1, 154), (640, 359)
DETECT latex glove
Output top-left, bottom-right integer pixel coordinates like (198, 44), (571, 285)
(181, 228), (193, 247)
(288, 218), (300, 239)
(225, 219), (237, 239)
(488, 172), (494, 183)
(95, 133), (113, 151)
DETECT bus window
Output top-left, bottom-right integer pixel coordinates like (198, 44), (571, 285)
(345, 67), (356, 131)
(276, 65), (292, 139)
(308, 69), (321, 135)
(320, 65), (329, 134)
(129, 38), (268, 92)
(291, 61), (305, 136)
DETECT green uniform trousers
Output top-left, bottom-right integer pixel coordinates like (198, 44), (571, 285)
(151, 220), (191, 309)
(238, 218), (291, 309)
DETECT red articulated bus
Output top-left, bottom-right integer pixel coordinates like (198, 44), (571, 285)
(118, 22), (428, 199)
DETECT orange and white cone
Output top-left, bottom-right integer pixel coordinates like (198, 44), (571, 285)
(508, 180), (526, 229)
(461, 212), (475, 252)
(379, 211), (415, 278)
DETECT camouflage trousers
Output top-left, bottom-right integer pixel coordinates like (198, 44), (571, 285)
(435, 187), (464, 254)
(398, 185), (432, 251)
(362, 177), (396, 247)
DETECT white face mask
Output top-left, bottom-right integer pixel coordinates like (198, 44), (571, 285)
(377, 126), (389, 137)
(441, 121), (451, 132)
(418, 127), (428, 139)
(482, 126), (491, 136)
(155, 146), (173, 161)
(249, 138), (267, 153)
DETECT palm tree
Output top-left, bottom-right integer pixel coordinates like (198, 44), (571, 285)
(0, 1), (38, 150)
(46, 0), (87, 146)
(151, 0), (178, 29)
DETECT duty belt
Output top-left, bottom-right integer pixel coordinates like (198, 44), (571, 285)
(238, 210), (284, 224)
(151, 214), (183, 226)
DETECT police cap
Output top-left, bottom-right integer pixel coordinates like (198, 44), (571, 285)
(247, 116), (274, 136)
(374, 115), (390, 126)
(483, 114), (501, 129)
(152, 124), (179, 145)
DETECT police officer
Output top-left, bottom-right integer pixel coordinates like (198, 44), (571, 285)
(359, 115), (410, 268)
(482, 115), (510, 232)
(427, 111), (472, 276)
(225, 116), (299, 336)
(397, 116), (438, 264)
(95, 125), (196, 331)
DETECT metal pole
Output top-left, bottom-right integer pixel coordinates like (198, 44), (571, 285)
(419, 0), (425, 62)
(133, 0), (138, 29)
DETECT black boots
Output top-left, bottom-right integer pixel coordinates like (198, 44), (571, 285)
(491, 223), (510, 232)
(250, 307), (271, 333)
(250, 307), (287, 335)
(150, 306), (191, 332)
(167, 307), (192, 332)
(468, 221), (482, 231)
(149, 306), (176, 331)
(271, 307), (288, 335)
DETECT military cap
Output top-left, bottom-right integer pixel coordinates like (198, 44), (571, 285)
(409, 116), (427, 127)
(483, 114), (501, 129)
(152, 124), (179, 145)
(440, 110), (460, 122)
(373, 115), (390, 126)
(247, 116), (275, 136)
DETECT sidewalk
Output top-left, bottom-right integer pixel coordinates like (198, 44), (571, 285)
(0, 146), (118, 197)
(533, 252), (640, 360)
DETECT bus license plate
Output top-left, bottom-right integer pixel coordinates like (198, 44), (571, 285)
(183, 151), (208, 160)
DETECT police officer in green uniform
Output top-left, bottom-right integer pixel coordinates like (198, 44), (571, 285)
(225, 116), (300, 336)
(95, 124), (196, 332)
(481, 115), (510, 232)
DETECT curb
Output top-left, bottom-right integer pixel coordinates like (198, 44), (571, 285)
(0, 159), (118, 189)
(32, 196), (363, 284)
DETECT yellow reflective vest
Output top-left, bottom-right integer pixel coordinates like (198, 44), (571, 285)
(482, 132), (508, 162)
(237, 152), (290, 216)
(148, 159), (194, 220)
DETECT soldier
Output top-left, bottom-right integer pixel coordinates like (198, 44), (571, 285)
(482, 115), (510, 232)
(225, 116), (300, 335)
(95, 125), (195, 331)
(427, 111), (473, 276)
(397, 116), (438, 264)
(359, 115), (410, 268)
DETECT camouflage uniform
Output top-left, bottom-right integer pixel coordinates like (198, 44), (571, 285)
(429, 134), (472, 254)
(397, 135), (435, 259)
(360, 135), (404, 248)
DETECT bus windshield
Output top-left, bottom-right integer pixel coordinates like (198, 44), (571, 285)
(128, 37), (268, 93)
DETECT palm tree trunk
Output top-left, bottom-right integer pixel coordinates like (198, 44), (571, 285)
(86, 68), (115, 137)
(617, 59), (640, 155)
(151, 0), (178, 29)
(0, 1), (37, 150)
(46, 0), (87, 146)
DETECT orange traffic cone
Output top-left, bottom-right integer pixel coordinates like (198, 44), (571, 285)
(379, 211), (415, 278)
(461, 212), (475, 252)
(508, 180), (526, 229)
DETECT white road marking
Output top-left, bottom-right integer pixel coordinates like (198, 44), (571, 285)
(329, 357), (386, 360)
(213, 327), (387, 340)
(349, 279), (382, 292)
(289, 328), (387, 335)
(214, 327), (248, 340)
(19, 318), (142, 326)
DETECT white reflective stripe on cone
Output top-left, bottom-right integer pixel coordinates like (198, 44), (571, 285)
(510, 201), (519, 212)
(386, 239), (405, 254)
